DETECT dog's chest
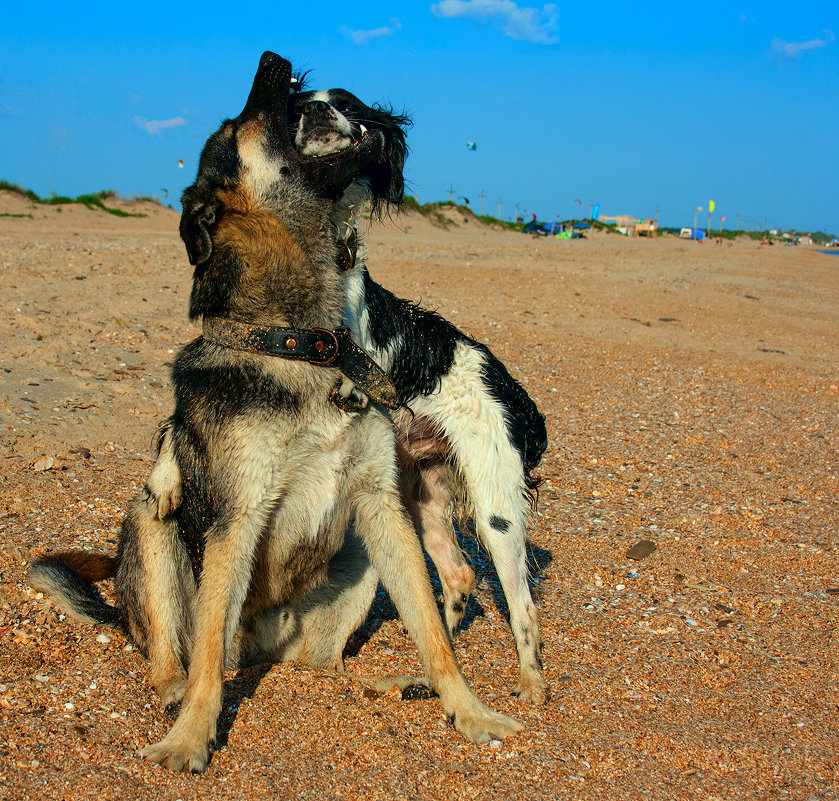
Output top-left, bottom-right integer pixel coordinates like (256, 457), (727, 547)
(249, 415), (359, 603)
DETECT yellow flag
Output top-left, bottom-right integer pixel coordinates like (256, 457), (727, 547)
(709, 200), (715, 213)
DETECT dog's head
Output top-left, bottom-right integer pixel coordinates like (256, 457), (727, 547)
(180, 52), (387, 268)
(290, 87), (411, 215)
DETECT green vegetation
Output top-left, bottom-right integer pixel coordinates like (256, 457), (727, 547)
(402, 196), (525, 231)
(399, 194), (423, 213)
(0, 179), (40, 203)
(476, 213), (524, 232)
(400, 196), (454, 228)
(0, 182), (147, 217)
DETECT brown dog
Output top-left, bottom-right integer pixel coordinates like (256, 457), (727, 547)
(29, 52), (521, 772)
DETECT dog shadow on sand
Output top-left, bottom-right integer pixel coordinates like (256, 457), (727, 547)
(213, 530), (554, 750)
(347, 529), (554, 654)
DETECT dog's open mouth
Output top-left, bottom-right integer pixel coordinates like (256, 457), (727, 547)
(302, 124), (373, 149)
(350, 124), (375, 148)
(291, 104), (376, 158)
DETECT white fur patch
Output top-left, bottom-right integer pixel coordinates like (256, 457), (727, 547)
(238, 136), (286, 201)
(403, 342), (527, 535)
(296, 92), (354, 156)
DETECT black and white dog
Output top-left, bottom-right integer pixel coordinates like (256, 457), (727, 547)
(147, 84), (549, 702)
(291, 86), (549, 703)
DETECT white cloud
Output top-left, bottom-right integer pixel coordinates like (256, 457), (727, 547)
(132, 115), (187, 135)
(431, 0), (558, 45)
(339, 18), (402, 45)
(771, 30), (835, 59)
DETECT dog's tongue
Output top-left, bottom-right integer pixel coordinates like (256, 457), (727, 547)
(241, 51), (385, 198)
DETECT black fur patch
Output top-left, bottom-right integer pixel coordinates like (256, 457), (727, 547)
(489, 514), (510, 533)
(172, 340), (302, 419)
(401, 684), (437, 701)
(476, 343), (547, 484)
(363, 273), (460, 402)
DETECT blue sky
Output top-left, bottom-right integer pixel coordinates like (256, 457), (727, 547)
(2, 2), (837, 231)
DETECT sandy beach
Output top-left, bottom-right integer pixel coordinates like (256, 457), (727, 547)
(1, 192), (837, 800)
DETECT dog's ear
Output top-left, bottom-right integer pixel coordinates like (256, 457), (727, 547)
(366, 106), (411, 212)
(180, 186), (222, 266)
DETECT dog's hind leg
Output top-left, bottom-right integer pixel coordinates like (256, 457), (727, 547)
(472, 502), (547, 703)
(410, 345), (548, 703)
(406, 461), (475, 638)
(243, 528), (378, 671)
(452, 436), (546, 702)
(117, 499), (194, 709)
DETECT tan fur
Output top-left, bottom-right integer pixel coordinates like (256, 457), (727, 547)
(34, 58), (523, 773)
(50, 551), (118, 582)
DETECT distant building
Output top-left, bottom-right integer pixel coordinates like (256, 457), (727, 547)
(600, 214), (658, 237)
(635, 219), (658, 237)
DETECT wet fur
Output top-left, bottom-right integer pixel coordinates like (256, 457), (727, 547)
(145, 87), (550, 702)
(28, 54), (521, 773)
(290, 87), (548, 703)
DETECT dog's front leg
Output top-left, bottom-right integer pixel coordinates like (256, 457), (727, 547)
(141, 516), (261, 773)
(353, 432), (522, 744)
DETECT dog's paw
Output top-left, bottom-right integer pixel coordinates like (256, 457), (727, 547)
(157, 676), (188, 711)
(141, 729), (211, 773)
(330, 379), (369, 413)
(512, 673), (549, 704)
(444, 592), (470, 638)
(451, 698), (523, 744)
(142, 468), (183, 520)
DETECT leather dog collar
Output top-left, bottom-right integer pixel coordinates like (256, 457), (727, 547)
(202, 316), (400, 410)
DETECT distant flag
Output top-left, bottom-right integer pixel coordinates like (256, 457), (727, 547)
(709, 199), (715, 213)
(466, 141), (477, 151)
(591, 203), (600, 220)
(177, 159), (184, 169)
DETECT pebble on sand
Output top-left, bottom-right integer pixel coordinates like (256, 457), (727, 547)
(626, 540), (657, 561)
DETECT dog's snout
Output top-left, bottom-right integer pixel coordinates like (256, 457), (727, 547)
(302, 100), (335, 120)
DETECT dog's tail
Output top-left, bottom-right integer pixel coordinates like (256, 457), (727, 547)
(28, 551), (120, 626)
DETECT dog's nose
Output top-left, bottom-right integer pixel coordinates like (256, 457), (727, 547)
(302, 100), (334, 120)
